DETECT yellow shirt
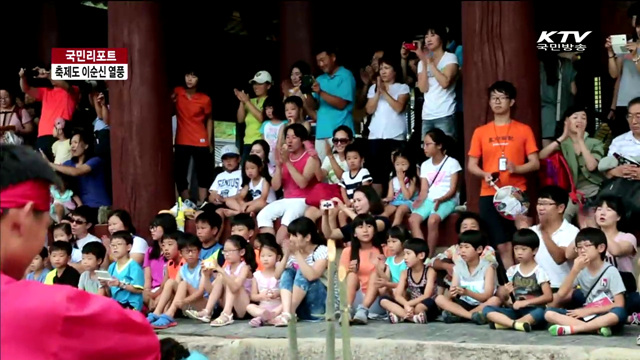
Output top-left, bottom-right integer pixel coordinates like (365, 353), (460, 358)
(243, 97), (266, 145)
(44, 269), (56, 285)
(52, 139), (72, 165)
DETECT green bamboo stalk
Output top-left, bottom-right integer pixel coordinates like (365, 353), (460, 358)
(288, 312), (299, 360)
(338, 266), (352, 360)
(325, 250), (336, 360)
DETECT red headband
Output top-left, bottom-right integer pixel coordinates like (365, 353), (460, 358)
(0, 180), (51, 213)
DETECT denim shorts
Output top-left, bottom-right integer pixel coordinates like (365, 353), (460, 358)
(482, 305), (546, 325)
(422, 114), (456, 140)
(280, 267), (327, 321)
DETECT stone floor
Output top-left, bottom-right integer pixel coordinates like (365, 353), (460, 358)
(158, 319), (639, 349)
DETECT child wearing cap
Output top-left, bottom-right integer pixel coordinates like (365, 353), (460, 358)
(51, 117), (71, 164)
(235, 71), (272, 162)
(206, 144), (243, 239)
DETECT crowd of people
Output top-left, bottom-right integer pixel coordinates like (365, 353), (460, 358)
(2, 10), (640, 358)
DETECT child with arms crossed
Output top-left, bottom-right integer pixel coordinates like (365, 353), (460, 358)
(483, 229), (553, 332)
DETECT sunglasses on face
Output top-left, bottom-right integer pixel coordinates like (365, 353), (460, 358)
(70, 219), (87, 225)
(332, 138), (349, 145)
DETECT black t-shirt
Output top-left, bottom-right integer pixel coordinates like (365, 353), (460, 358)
(339, 215), (391, 243)
(52, 266), (81, 288)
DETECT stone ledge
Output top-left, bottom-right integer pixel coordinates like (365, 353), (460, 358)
(159, 335), (639, 360)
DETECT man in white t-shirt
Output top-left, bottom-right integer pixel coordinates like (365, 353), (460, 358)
(68, 206), (101, 266)
(516, 186), (579, 306)
(413, 25), (459, 140)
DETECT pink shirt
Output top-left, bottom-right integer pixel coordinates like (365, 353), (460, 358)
(606, 232), (637, 273)
(143, 247), (165, 288)
(282, 151), (317, 199)
(0, 272), (160, 359)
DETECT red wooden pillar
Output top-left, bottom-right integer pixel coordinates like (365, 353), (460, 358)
(108, 1), (174, 238)
(279, 0), (314, 81)
(461, 1), (541, 212)
(38, 1), (60, 65)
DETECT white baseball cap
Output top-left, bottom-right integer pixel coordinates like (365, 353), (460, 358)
(249, 71), (272, 84)
(220, 145), (240, 158)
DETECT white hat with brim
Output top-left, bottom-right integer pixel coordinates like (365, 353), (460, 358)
(249, 71), (272, 84)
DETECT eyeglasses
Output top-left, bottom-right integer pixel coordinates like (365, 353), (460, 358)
(490, 96), (509, 102)
(332, 138), (349, 144)
(423, 142), (435, 147)
(627, 113), (640, 120)
(536, 201), (557, 207)
(574, 243), (595, 252)
(70, 219), (87, 225)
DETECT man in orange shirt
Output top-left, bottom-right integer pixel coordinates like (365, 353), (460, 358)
(19, 67), (78, 161)
(172, 68), (214, 207)
(467, 81), (539, 268)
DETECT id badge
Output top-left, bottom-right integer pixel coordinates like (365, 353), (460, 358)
(499, 156), (507, 171)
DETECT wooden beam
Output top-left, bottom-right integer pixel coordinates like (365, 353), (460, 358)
(108, 1), (174, 239)
(279, 0), (314, 85)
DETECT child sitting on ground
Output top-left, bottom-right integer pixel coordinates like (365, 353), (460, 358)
(78, 242), (107, 295)
(44, 240), (80, 287)
(191, 235), (257, 326)
(482, 229), (553, 332)
(207, 145), (243, 238)
(148, 232), (185, 318)
(194, 211), (222, 262)
(340, 214), (385, 324)
(435, 230), (501, 324)
(246, 234), (285, 327)
(25, 247), (50, 283)
(545, 228), (627, 337)
(144, 214), (178, 311)
(101, 231), (145, 310)
(380, 238), (438, 324)
(151, 233), (208, 329)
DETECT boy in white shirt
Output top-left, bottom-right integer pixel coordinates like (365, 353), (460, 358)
(338, 144), (372, 226)
(206, 145), (243, 239)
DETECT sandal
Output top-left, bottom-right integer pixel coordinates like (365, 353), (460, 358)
(389, 313), (400, 324)
(413, 312), (426, 324)
(146, 313), (160, 323)
(210, 312), (234, 327)
(261, 309), (276, 322)
(249, 317), (264, 327)
(273, 312), (292, 327)
(184, 309), (211, 323)
(151, 314), (177, 329)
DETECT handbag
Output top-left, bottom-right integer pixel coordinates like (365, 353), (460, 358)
(304, 182), (342, 208)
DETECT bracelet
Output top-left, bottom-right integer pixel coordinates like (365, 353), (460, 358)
(609, 54), (616, 59)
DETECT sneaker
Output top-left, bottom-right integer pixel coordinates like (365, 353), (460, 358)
(455, 203), (467, 212)
(629, 312), (640, 326)
(183, 199), (197, 210)
(598, 327), (612, 337)
(351, 305), (369, 325)
(471, 312), (487, 325)
(441, 311), (461, 324)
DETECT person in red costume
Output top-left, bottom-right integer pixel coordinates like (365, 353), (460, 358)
(0, 145), (160, 360)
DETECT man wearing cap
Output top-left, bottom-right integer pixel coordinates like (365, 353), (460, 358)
(307, 45), (356, 161)
(0, 145), (160, 360)
(235, 71), (272, 161)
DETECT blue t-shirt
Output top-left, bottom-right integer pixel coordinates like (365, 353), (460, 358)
(26, 269), (50, 283)
(179, 262), (203, 290)
(385, 256), (408, 283)
(108, 259), (145, 310)
(199, 243), (222, 262)
(313, 66), (356, 139)
(63, 157), (111, 207)
(186, 350), (209, 360)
